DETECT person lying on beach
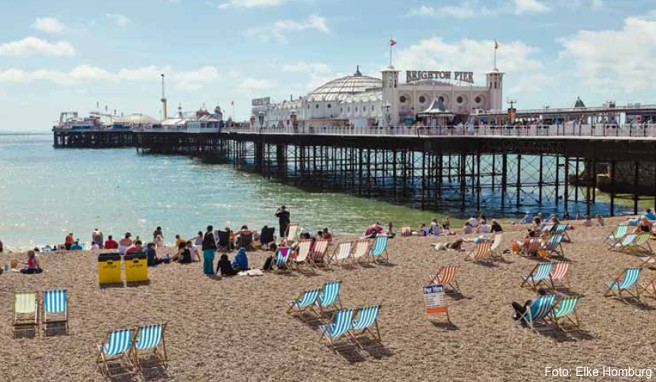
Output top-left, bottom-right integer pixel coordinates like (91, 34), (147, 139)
(512, 288), (547, 327)
(232, 247), (249, 272)
(217, 254), (238, 276)
(104, 235), (118, 250)
(20, 250), (43, 274)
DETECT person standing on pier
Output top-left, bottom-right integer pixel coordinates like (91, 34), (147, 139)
(275, 206), (290, 239)
(202, 225), (217, 276)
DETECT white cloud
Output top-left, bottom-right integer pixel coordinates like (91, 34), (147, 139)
(408, 0), (548, 18)
(514, 0), (549, 14)
(0, 37), (75, 57)
(238, 78), (275, 93)
(508, 73), (553, 95)
(32, 17), (65, 33)
(219, 0), (285, 8)
(106, 13), (131, 28)
(282, 61), (331, 74)
(560, 15), (656, 92)
(590, 0), (603, 9)
(245, 15), (329, 43)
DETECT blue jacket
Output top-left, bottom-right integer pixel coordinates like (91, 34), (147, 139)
(232, 247), (248, 270)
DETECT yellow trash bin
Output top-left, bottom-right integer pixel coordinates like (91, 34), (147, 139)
(98, 253), (122, 285)
(124, 253), (148, 283)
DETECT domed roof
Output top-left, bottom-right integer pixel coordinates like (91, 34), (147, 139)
(306, 67), (382, 102)
(112, 113), (158, 125)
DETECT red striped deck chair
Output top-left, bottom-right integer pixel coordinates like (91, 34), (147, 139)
(522, 238), (542, 257)
(465, 240), (492, 262)
(429, 265), (461, 294)
(351, 239), (370, 263)
(309, 239), (330, 267)
(549, 261), (571, 289)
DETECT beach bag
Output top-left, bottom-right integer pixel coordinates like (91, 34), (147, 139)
(537, 248), (549, 258)
(510, 241), (519, 253)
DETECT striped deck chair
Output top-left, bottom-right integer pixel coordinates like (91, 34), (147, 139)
(520, 294), (556, 332)
(287, 288), (321, 315)
(549, 295), (582, 332)
(319, 308), (355, 348)
(349, 305), (382, 348)
(352, 239), (370, 263)
(554, 224), (571, 241)
(605, 267), (642, 302)
(521, 262), (554, 290)
(542, 233), (564, 258)
(291, 240), (311, 269)
(331, 242), (352, 265)
(310, 239), (329, 267)
(539, 224), (553, 234)
(96, 328), (135, 378)
(610, 233), (636, 252)
(316, 280), (342, 315)
(274, 247), (291, 271)
(490, 233), (503, 258)
(430, 265), (461, 294)
(400, 225), (412, 237)
(639, 277), (656, 299)
(549, 261), (571, 288)
(465, 240), (492, 262)
(42, 289), (68, 334)
(285, 223), (299, 244)
(133, 323), (168, 370)
(369, 235), (389, 263)
(522, 238), (542, 257)
(13, 291), (38, 336)
(604, 225), (629, 247)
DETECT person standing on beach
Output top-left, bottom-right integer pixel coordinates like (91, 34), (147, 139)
(202, 225), (217, 276)
(153, 226), (163, 241)
(0, 237), (3, 253)
(65, 232), (74, 250)
(275, 206), (290, 238)
(92, 228), (104, 249)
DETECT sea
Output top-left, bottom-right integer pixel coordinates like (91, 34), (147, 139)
(0, 133), (452, 250)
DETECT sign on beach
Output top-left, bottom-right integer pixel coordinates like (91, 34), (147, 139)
(423, 284), (450, 321)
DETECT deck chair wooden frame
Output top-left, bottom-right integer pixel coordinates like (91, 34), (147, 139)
(287, 288), (321, 315)
(319, 308), (355, 350)
(291, 240), (311, 269)
(611, 233), (637, 253)
(521, 262), (554, 290)
(629, 233), (653, 255)
(96, 328), (135, 378)
(605, 267), (642, 302)
(316, 280), (343, 316)
(351, 239), (370, 263)
(309, 239), (330, 268)
(132, 323), (168, 372)
(541, 233), (565, 258)
(330, 242), (352, 266)
(13, 291), (38, 336)
(430, 265), (461, 294)
(349, 305), (382, 349)
(604, 225), (629, 247)
(521, 294), (556, 333)
(548, 296), (582, 332)
(639, 277), (656, 299)
(465, 240), (492, 262)
(42, 289), (69, 335)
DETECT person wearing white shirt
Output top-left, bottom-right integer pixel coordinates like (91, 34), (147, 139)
(468, 216), (478, 228)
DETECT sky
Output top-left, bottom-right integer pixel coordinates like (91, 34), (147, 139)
(0, 0), (655, 130)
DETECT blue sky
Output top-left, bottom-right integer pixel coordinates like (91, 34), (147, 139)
(1, 0), (655, 130)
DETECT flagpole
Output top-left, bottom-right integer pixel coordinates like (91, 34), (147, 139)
(494, 40), (498, 70)
(389, 41), (393, 67)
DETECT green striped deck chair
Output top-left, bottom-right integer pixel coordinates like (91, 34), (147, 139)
(549, 296), (582, 332)
(319, 308), (355, 349)
(13, 291), (38, 336)
(42, 289), (68, 334)
(349, 305), (382, 348)
(521, 262), (554, 290)
(133, 323), (168, 371)
(630, 233), (653, 255)
(521, 294), (556, 332)
(604, 225), (629, 247)
(287, 288), (320, 315)
(605, 267), (642, 302)
(96, 328), (135, 378)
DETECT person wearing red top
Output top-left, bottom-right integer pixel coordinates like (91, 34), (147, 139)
(64, 233), (74, 250)
(104, 235), (119, 250)
(125, 240), (144, 254)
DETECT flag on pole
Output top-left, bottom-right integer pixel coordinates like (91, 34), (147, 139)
(494, 40), (499, 49)
(389, 37), (397, 46)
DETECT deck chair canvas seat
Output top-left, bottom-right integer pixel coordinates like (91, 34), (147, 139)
(522, 238), (542, 257)
(316, 280), (342, 315)
(274, 247), (291, 271)
(352, 239), (370, 263)
(215, 230), (231, 252)
(133, 323), (168, 371)
(465, 240), (492, 262)
(310, 239), (330, 267)
(542, 234), (565, 258)
(287, 288), (321, 315)
(549, 261), (571, 289)
(430, 265), (461, 294)
(319, 308), (355, 348)
(605, 225), (629, 247)
(549, 295), (582, 332)
(349, 305), (382, 348)
(13, 291), (38, 336)
(521, 294), (556, 332)
(96, 328), (135, 378)
(292, 240), (311, 269)
(521, 262), (554, 290)
(42, 289), (68, 334)
(605, 267), (642, 302)
(285, 223), (299, 244)
(331, 242), (352, 265)
(369, 235), (389, 263)
(611, 233), (637, 252)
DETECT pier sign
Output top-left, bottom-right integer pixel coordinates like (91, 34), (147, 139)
(423, 284), (449, 320)
(252, 97), (271, 107)
(406, 70), (474, 84)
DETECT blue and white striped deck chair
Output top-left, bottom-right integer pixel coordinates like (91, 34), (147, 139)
(350, 305), (382, 348)
(319, 308), (355, 347)
(554, 224), (571, 241)
(274, 247), (291, 271)
(369, 235), (389, 263)
(521, 262), (554, 290)
(605, 267), (642, 302)
(287, 288), (320, 315)
(133, 323), (168, 370)
(96, 328), (135, 378)
(611, 233), (636, 252)
(43, 289), (68, 334)
(542, 234), (564, 258)
(549, 296), (582, 332)
(540, 224), (553, 233)
(316, 280), (342, 315)
(521, 294), (556, 332)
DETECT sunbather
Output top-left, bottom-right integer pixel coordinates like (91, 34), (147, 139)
(70, 240), (83, 251)
(104, 235), (118, 249)
(512, 288), (547, 326)
(232, 247), (249, 272)
(126, 240), (144, 254)
(217, 254), (238, 276)
(635, 217), (653, 234)
(146, 242), (168, 266)
(20, 250), (42, 274)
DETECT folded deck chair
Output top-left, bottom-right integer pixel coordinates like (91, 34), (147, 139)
(610, 233), (637, 252)
(542, 233), (564, 258)
(316, 280), (342, 315)
(549, 295), (581, 332)
(330, 242), (352, 265)
(260, 226), (275, 246)
(400, 225), (412, 237)
(465, 240), (492, 262)
(522, 238), (542, 257)
(274, 247), (291, 271)
(490, 233), (503, 258)
(215, 230), (231, 252)
(285, 223), (299, 244)
(549, 261), (571, 289)
(520, 294), (556, 332)
(604, 225), (629, 247)
(96, 328), (135, 378)
(291, 240), (311, 269)
(521, 262), (554, 290)
(605, 267), (642, 302)
(352, 239), (370, 263)
(13, 291), (38, 336)
(369, 235), (389, 263)
(319, 308), (355, 348)
(349, 305), (382, 348)
(133, 323), (168, 371)
(310, 239), (329, 267)
(42, 289), (68, 334)
(287, 288), (321, 315)
(430, 265), (461, 294)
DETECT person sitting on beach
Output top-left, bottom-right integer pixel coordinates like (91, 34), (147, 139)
(582, 214), (593, 227)
(216, 254), (238, 276)
(175, 234), (185, 249)
(104, 235), (118, 250)
(562, 211), (571, 221)
(20, 250), (43, 274)
(146, 242), (168, 266)
(430, 219), (440, 236)
(364, 222), (383, 238)
(477, 220), (491, 234)
(442, 224), (455, 236)
(644, 208), (656, 221)
(531, 217), (541, 232)
(232, 246), (249, 272)
(491, 219), (503, 233)
(194, 231), (203, 247)
(65, 232), (74, 250)
(462, 222), (473, 235)
(467, 216), (479, 228)
(512, 288), (548, 326)
(177, 242), (192, 264)
(595, 214), (605, 227)
(635, 217), (653, 234)
(126, 240), (144, 254)
(442, 216), (451, 229)
(70, 240), (83, 251)
(118, 233), (132, 255)
(90, 242), (100, 250)
(418, 223), (429, 236)
(321, 228), (334, 242)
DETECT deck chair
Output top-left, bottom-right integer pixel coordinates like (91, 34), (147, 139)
(13, 291), (38, 336)
(260, 226), (275, 246)
(316, 280), (342, 315)
(287, 288), (321, 315)
(133, 323), (168, 371)
(96, 328), (135, 378)
(549, 261), (571, 289)
(319, 308), (355, 348)
(310, 239), (330, 267)
(522, 238), (542, 257)
(605, 267), (642, 302)
(349, 305), (382, 348)
(352, 239), (370, 263)
(604, 225), (629, 247)
(549, 295), (582, 332)
(369, 235), (389, 263)
(285, 223), (299, 244)
(238, 232), (254, 250)
(291, 240), (311, 269)
(430, 265), (461, 294)
(400, 225), (412, 237)
(610, 233), (637, 252)
(215, 230), (231, 252)
(542, 233), (564, 258)
(539, 224), (553, 233)
(521, 262), (554, 290)
(520, 294), (556, 332)
(465, 240), (492, 262)
(554, 224), (571, 241)
(490, 233), (503, 258)
(639, 277), (656, 299)
(42, 289), (68, 335)
(330, 242), (352, 265)
(630, 233), (653, 254)
(274, 247), (291, 271)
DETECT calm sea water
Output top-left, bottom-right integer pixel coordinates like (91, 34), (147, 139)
(0, 133), (454, 249)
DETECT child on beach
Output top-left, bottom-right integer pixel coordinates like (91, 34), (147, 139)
(217, 254), (238, 276)
(20, 250), (42, 274)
